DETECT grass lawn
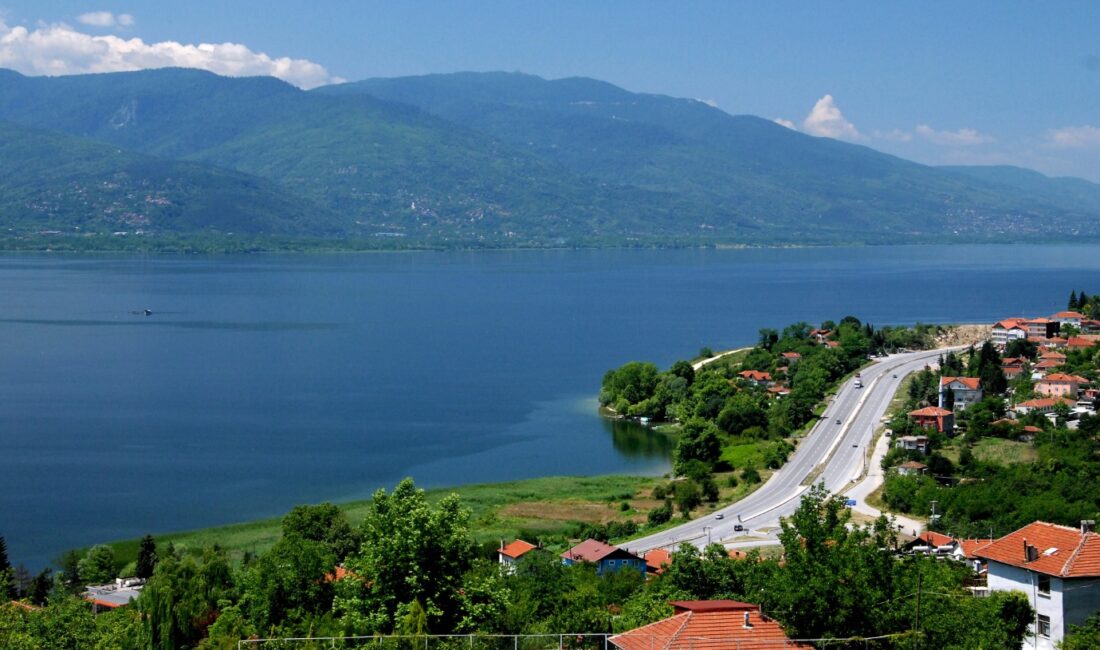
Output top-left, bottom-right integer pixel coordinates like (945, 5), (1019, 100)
(945, 438), (1037, 466)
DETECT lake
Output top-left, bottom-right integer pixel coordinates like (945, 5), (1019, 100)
(1, 244), (1097, 569)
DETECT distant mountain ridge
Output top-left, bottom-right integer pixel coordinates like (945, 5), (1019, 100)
(0, 67), (1098, 249)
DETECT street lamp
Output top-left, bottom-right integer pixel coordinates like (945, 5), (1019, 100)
(704, 526), (712, 545)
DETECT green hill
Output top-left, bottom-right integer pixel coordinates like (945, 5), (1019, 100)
(1, 67), (1099, 248)
(0, 120), (341, 243)
(324, 71), (1100, 241)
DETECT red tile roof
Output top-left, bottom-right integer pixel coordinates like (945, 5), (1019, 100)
(500, 539), (538, 560)
(1034, 359), (1061, 369)
(610, 601), (811, 650)
(941, 376), (981, 390)
(1002, 357), (1025, 366)
(738, 370), (772, 382)
(1067, 337), (1098, 348)
(781, 352), (801, 359)
(1051, 311), (1086, 319)
(1040, 373), (1087, 383)
(1039, 351), (1067, 360)
(958, 538), (994, 560)
(1016, 397), (1076, 409)
(993, 318), (1027, 330)
(909, 406), (953, 417)
(974, 521), (1100, 578)
(916, 531), (955, 547)
(561, 538), (640, 563)
(899, 461), (927, 470)
(645, 549), (672, 573)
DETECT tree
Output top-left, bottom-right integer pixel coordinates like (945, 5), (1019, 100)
(0, 535), (13, 599)
(136, 535), (157, 580)
(241, 534), (336, 632)
(141, 549), (234, 650)
(1063, 611), (1100, 649)
(672, 418), (722, 474)
(335, 478), (473, 634)
(1005, 338), (1038, 360)
(758, 328), (779, 351)
(281, 502), (360, 560)
(28, 568), (52, 606)
(674, 480), (702, 516)
(1069, 289), (1079, 310)
(668, 360), (695, 386)
(78, 545), (117, 585)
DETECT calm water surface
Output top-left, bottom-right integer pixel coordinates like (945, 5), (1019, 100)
(1, 244), (1098, 568)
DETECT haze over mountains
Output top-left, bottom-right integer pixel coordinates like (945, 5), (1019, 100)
(1, 67), (1098, 249)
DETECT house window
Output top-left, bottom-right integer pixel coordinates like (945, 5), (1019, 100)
(1038, 615), (1051, 638)
(1038, 574), (1050, 596)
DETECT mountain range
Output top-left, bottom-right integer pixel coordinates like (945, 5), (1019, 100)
(1, 67), (1098, 249)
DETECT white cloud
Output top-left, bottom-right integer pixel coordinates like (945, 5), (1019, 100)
(801, 94), (861, 140)
(77, 11), (132, 28)
(914, 124), (994, 146)
(0, 18), (341, 89)
(773, 117), (796, 130)
(1045, 125), (1100, 149)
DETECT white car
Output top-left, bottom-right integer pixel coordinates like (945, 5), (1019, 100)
(714, 513), (724, 520)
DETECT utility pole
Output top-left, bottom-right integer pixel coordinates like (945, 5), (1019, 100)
(913, 565), (923, 650)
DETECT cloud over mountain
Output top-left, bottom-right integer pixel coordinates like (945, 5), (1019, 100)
(0, 18), (340, 89)
(801, 94), (861, 140)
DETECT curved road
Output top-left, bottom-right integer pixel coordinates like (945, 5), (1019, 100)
(626, 348), (955, 552)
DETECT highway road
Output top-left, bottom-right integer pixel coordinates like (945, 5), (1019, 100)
(625, 347), (956, 553)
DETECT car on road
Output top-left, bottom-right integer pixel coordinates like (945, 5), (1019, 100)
(734, 524), (744, 532)
(845, 498), (857, 507)
(836, 418), (842, 425)
(893, 373), (897, 378)
(714, 513), (724, 520)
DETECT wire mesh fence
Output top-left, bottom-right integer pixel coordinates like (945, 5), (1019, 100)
(238, 632), (908, 649)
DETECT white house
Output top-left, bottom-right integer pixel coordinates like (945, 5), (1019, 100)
(992, 319), (1029, 347)
(498, 539), (537, 573)
(939, 376), (983, 411)
(975, 520), (1100, 650)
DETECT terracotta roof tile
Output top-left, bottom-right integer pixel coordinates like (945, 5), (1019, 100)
(645, 549), (672, 572)
(941, 376), (981, 390)
(958, 538), (994, 560)
(500, 539), (538, 559)
(611, 601), (811, 650)
(561, 538), (641, 563)
(909, 406), (953, 417)
(974, 521), (1100, 577)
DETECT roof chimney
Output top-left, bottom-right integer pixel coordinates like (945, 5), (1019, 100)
(1024, 540), (1039, 562)
(1083, 520), (1096, 534)
(743, 611), (753, 629)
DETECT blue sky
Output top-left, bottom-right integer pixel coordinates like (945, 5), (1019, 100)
(2, 1), (1098, 180)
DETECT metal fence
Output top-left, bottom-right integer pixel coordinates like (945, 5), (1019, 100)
(238, 632), (908, 649)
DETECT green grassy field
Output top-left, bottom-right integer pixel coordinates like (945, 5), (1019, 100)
(104, 475), (662, 565)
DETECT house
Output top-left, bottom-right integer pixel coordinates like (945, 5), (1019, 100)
(1050, 311), (1086, 327)
(767, 385), (791, 398)
(82, 578), (145, 613)
(1035, 373), (1088, 399)
(975, 520), (1100, 650)
(1002, 357), (1027, 379)
(1066, 336), (1098, 350)
(939, 376), (983, 410)
(825, 340), (841, 348)
(992, 319), (1029, 347)
(1038, 351), (1067, 363)
(895, 435), (930, 454)
(643, 549), (672, 575)
(908, 406), (955, 436)
(1014, 397), (1076, 416)
(1024, 318), (1060, 339)
(780, 351), (801, 364)
(561, 539), (646, 576)
(897, 460), (928, 476)
(738, 370), (773, 386)
(1081, 321), (1100, 334)
(904, 530), (958, 555)
(810, 328), (831, 343)
(609, 600), (812, 650)
(498, 539), (538, 571)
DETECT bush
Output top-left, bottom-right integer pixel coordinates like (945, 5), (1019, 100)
(725, 474), (738, 488)
(620, 501), (631, 512)
(740, 465), (762, 484)
(652, 484), (668, 500)
(647, 502), (672, 525)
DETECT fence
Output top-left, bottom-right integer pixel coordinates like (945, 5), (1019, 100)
(238, 632), (909, 649)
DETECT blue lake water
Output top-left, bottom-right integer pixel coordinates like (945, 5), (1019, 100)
(1, 244), (1098, 569)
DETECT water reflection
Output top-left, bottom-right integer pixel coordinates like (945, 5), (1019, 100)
(603, 417), (676, 459)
